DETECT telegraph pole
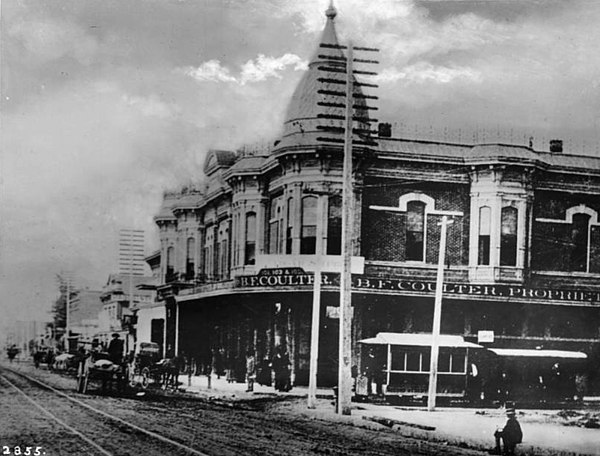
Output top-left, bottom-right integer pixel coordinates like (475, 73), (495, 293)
(308, 199), (325, 408)
(316, 41), (379, 414)
(427, 213), (461, 411)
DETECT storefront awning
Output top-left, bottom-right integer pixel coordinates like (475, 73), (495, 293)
(488, 348), (587, 359)
(358, 332), (482, 349)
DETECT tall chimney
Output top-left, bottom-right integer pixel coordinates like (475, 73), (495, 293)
(549, 139), (563, 153)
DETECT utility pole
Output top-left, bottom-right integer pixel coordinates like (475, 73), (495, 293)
(427, 214), (461, 411)
(308, 199), (325, 408)
(316, 39), (379, 414)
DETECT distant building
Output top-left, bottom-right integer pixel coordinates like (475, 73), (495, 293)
(69, 290), (103, 339)
(118, 229), (146, 276)
(151, 5), (600, 396)
(135, 250), (165, 356)
(97, 273), (154, 352)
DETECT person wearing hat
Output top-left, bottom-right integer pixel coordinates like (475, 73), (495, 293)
(492, 407), (523, 455)
(107, 333), (124, 365)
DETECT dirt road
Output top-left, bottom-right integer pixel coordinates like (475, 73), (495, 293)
(0, 363), (486, 456)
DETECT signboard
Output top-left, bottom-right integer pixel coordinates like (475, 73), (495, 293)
(254, 254), (365, 274)
(235, 273), (600, 304)
(477, 330), (495, 343)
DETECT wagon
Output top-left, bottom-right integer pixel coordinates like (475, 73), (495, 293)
(76, 351), (128, 394)
(127, 342), (178, 390)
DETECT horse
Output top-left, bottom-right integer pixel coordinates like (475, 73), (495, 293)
(160, 356), (185, 390)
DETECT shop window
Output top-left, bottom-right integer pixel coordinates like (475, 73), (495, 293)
(186, 237), (195, 280)
(500, 206), (518, 266)
(478, 206), (491, 265)
(301, 196), (318, 254)
(570, 213), (591, 272)
(245, 212), (256, 265)
(406, 201), (425, 261)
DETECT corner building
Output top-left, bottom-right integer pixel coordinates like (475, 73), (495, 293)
(154, 7), (600, 396)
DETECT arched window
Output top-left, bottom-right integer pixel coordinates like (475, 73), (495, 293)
(301, 196), (318, 254)
(203, 226), (214, 280)
(217, 220), (229, 279)
(245, 212), (257, 265)
(286, 197), (294, 254)
(500, 206), (518, 266)
(570, 213), (591, 272)
(269, 196), (283, 254)
(327, 196), (342, 255)
(478, 206), (491, 265)
(406, 201), (425, 261)
(186, 237), (195, 280)
(166, 246), (175, 281)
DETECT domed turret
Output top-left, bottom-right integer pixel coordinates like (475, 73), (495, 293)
(280, 2), (370, 144)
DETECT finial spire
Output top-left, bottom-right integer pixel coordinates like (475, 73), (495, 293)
(325, 0), (337, 20)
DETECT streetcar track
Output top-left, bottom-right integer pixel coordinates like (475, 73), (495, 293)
(0, 366), (210, 456)
(0, 374), (114, 456)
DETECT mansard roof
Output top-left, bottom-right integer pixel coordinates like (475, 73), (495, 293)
(203, 149), (238, 176)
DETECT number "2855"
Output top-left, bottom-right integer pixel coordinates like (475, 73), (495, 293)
(2, 447), (44, 456)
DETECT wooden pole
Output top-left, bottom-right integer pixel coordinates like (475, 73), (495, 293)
(337, 42), (354, 415)
(427, 215), (450, 411)
(308, 200), (325, 408)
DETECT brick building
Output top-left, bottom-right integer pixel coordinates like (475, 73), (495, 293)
(153, 6), (600, 396)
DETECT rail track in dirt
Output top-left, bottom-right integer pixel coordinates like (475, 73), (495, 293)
(1, 363), (487, 456)
(0, 366), (209, 456)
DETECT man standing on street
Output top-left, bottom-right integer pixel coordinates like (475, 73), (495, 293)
(492, 407), (523, 455)
(245, 350), (256, 392)
(107, 333), (124, 365)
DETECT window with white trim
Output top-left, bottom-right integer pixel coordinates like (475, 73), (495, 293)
(500, 206), (518, 266)
(268, 196), (284, 254)
(478, 206), (491, 265)
(571, 212), (591, 272)
(301, 196), (318, 254)
(406, 201), (426, 261)
(245, 212), (256, 265)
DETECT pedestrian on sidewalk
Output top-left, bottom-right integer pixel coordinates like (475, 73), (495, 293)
(271, 347), (292, 392)
(245, 350), (256, 392)
(491, 407), (522, 455)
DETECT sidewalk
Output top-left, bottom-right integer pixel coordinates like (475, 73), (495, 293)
(176, 372), (335, 398)
(177, 373), (600, 456)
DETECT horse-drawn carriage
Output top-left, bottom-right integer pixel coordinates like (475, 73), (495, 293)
(76, 351), (128, 394)
(127, 342), (181, 391)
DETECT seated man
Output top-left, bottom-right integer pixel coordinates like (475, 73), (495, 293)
(492, 408), (523, 455)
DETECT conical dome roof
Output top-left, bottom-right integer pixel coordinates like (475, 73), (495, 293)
(281, 3), (369, 142)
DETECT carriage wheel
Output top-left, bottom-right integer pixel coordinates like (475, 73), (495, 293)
(141, 367), (150, 389)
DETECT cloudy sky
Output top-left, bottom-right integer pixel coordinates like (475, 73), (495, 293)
(2, 0), (600, 333)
